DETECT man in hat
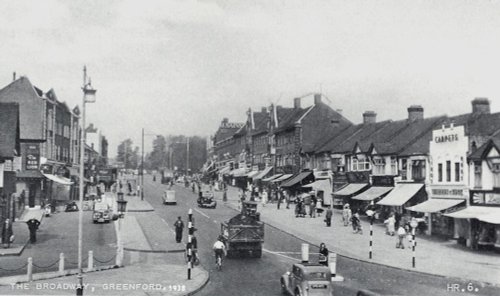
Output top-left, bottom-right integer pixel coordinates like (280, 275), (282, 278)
(26, 218), (40, 243)
(174, 216), (184, 243)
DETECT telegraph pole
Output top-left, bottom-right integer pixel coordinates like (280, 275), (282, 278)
(141, 128), (144, 200)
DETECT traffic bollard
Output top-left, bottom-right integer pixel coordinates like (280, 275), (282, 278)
(27, 257), (33, 282)
(87, 250), (94, 272)
(329, 253), (337, 277)
(301, 243), (309, 263)
(58, 253), (65, 276)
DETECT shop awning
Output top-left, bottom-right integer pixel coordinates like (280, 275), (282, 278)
(42, 173), (73, 185)
(230, 168), (248, 177)
(253, 167), (273, 181)
(271, 174), (293, 183)
(303, 179), (331, 192)
(281, 171), (313, 188)
(352, 186), (393, 201)
(406, 198), (464, 213)
(445, 206), (500, 224)
(377, 183), (424, 206)
(16, 170), (44, 179)
(262, 174), (282, 182)
(333, 183), (368, 196)
(245, 170), (260, 178)
(218, 166), (231, 175)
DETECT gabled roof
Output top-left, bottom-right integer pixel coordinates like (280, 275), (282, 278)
(370, 116), (446, 155)
(324, 121), (392, 154)
(273, 107), (311, 134)
(214, 121), (245, 143)
(468, 131), (500, 160)
(0, 103), (20, 158)
(251, 110), (269, 136)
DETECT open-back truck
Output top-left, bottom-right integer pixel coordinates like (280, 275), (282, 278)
(221, 201), (264, 258)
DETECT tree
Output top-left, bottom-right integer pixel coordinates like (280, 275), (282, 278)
(116, 139), (139, 169)
(166, 135), (207, 174)
(148, 135), (167, 169)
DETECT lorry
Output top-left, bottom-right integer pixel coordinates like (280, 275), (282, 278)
(220, 201), (264, 258)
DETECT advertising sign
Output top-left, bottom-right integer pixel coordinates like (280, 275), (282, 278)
(24, 144), (40, 170)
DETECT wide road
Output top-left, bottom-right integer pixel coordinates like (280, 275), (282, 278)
(143, 175), (498, 296)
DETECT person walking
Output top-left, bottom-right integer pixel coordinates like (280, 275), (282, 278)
(325, 206), (333, 227)
(261, 190), (268, 207)
(1, 218), (13, 248)
(396, 225), (406, 249)
(277, 189), (283, 209)
(310, 194), (317, 218)
(318, 243), (329, 266)
(285, 190), (290, 209)
(384, 214), (396, 236)
(26, 218), (40, 243)
(351, 212), (362, 234)
(127, 181), (132, 195)
(20, 190), (26, 209)
(174, 216), (184, 243)
(342, 204), (351, 226)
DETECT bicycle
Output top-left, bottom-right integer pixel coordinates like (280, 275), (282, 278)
(214, 250), (224, 271)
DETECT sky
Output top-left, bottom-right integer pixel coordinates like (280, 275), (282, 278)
(1, 0), (500, 156)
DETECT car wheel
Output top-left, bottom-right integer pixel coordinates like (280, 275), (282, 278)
(280, 279), (287, 294)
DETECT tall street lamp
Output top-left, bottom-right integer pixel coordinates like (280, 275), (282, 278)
(140, 129), (159, 201)
(172, 138), (190, 175)
(77, 66), (96, 296)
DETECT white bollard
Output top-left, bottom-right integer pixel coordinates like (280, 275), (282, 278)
(188, 208), (193, 215)
(27, 257), (33, 282)
(301, 243), (309, 263)
(116, 244), (123, 267)
(329, 253), (337, 277)
(58, 253), (65, 276)
(87, 250), (94, 272)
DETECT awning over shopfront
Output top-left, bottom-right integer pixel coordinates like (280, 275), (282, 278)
(218, 166), (231, 175)
(42, 173), (73, 185)
(281, 171), (314, 188)
(245, 170), (260, 178)
(262, 174), (282, 182)
(253, 167), (273, 181)
(271, 174), (293, 183)
(16, 170), (44, 179)
(406, 198), (464, 213)
(303, 179), (330, 191)
(230, 168), (248, 177)
(333, 183), (368, 196)
(352, 186), (393, 201)
(377, 183), (423, 206)
(445, 206), (500, 224)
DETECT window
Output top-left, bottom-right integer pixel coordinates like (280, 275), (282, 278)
(474, 162), (482, 188)
(438, 163), (443, 182)
(446, 161), (451, 182)
(401, 158), (408, 180)
(372, 157), (385, 175)
(454, 162), (460, 182)
(411, 160), (426, 182)
(390, 156), (397, 175)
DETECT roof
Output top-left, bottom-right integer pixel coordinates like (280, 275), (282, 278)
(273, 107), (311, 134)
(251, 110), (269, 135)
(328, 121), (392, 154)
(0, 103), (20, 158)
(468, 131), (500, 160)
(446, 111), (500, 137)
(214, 121), (245, 143)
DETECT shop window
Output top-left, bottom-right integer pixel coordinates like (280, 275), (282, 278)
(454, 162), (460, 182)
(401, 158), (408, 180)
(411, 160), (426, 182)
(372, 157), (385, 175)
(438, 163), (443, 182)
(474, 162), (482, 188)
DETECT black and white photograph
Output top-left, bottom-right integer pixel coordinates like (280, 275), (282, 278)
(0, 0), (500, 295)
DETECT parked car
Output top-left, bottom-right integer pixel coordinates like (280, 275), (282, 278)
(280, 262), (333, 296)
(93, 202), (111, 223)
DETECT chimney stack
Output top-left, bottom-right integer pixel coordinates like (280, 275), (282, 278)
(222, 118), (229, 125)
(471, 98), (490, 114)
(408, 105), (424, 121)
(314, 93), (322, 105)
(13, 72), (16, 81)
(261, 106), (267, 113)
(294, 97), (301, 109)
(363, 111), (377, 124)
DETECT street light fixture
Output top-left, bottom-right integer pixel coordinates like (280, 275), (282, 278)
(140, 129), (159, 201)
(77, 66), (97, 296)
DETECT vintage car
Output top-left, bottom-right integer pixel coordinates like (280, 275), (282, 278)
(281, 263), (333, 296)
(197, 191), (217, 208)
(163, 190), (177, 205)
(93, 202), (111, 223)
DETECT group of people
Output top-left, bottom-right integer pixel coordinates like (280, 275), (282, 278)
(341, 203), (363, 234)
(294, 192), (319, 218)
(384, 213), (416, 249)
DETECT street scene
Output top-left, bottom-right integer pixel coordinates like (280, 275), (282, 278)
(2, 1), (500, 296)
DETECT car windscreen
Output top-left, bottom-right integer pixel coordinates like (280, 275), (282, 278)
(305, 272), (328, 280)
(94, 203), (109, 211)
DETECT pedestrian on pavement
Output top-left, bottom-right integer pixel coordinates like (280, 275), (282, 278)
(174, 216), (184, 243)
(127, 181), (132, 195)
(1, 218), (14, 248)
(310, 193), (317, 218)
(318, 243), (329, 266)
(261, 190), (268, 207)
(277, 189), (283, 209)
(384, 214), (396, 236)
(325, 206), (333, 227)
(342, 204), (351, 226)
(20, 190), (26, 209)
(396, 225), (406, 249)
(26, 218), (40, 243)
(303, 194), (311, 217)
(136, 184), (141, 196)
(223, 188), (228, 202)
(351, 212), (362, 234)
(192, 182), (195, 193)
(295, 196), (304, 218)
(285, 190), (290, 209)
(405, 224), (413, 248)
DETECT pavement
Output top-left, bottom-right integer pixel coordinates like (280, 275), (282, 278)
(0, 183), (210, 296)
(0, 207), (45, 257)
(215, 185), (500, 287)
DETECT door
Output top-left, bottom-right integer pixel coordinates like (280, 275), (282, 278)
(28, 183), (37, 208)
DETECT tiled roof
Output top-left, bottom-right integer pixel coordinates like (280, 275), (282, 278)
(214, 122), (245, 143)
(328, 121), (393, 154)
(315, 124), (365, 153)
(251, 111), (269, 135)
(468, 130), (500, 160)
(274, 107), (311, 133)
(0, 103), (19, 158)
(446, 112), (500, 137)
(371, 116), (446, 155)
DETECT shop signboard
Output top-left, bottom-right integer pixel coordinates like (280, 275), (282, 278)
(372, 175), (394, 187)
(430, 185), (468, 199)
(24, 144), (40, 170)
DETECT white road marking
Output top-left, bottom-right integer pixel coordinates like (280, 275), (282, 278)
(263, 249), (299, 261)
(213, 220), (218, 224)
(194, 208), (210, 219)
(161, 218), (176, 234)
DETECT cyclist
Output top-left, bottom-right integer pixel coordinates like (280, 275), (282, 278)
(213, 235), (226, 266)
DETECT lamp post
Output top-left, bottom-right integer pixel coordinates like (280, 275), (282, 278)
(77, 66), (97, 296)
(365, 201), (375, 260)
(116, 195), (128, 267)
(140, 130), (159, 201)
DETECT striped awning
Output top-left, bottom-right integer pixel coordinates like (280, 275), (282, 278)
(406, 198), (464, 213)
(377, 183), (424, 206)
(333, 183), (368, 196)
(352, 186), (393, 201)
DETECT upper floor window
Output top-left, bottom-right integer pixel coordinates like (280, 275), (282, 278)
(372, 157), (385, 175)
(438, 163), (443, 182)
(411, 160), (426, 182)
(454, 162), (460, 182)
(446, 161), (451, 182)
(401, 158), (408, 180)
(390, 156), (397, 175)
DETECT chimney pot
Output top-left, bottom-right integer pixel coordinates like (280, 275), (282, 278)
(222, 118), (228, 124)
(408, 105), (424, 121)
(294, 97), (301, 109)
(363, 111), (377, 124)
(261, 107), (267, 113)
(13, 72), (16, 81)
(472, 98), (490, 114)
(314, 93), (322, 104)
